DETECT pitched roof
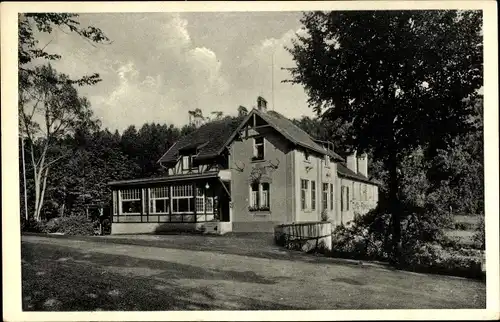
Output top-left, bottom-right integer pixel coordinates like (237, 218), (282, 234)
(157, 116), (244, 164)
(337, 162), (379, 185)
(257, 109), (344, 161)
(160, 109), (377, 182)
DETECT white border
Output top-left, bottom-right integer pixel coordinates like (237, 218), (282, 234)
(2, 1), (498, 321)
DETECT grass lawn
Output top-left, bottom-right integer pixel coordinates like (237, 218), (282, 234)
(21, 234), (486, 311)
(444, 229), (477, 247)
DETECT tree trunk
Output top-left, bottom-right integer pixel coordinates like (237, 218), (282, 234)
(37, 167), (49, 220)
(387, 152), (402, 265)
(59, 202), (65, 217)
(31, 140), (50, 222)
(33, 164), (49, 222)
(33, 166), (41, 222)
(21, 137), (29, 221)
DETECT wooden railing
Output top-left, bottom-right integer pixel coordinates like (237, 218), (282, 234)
(274, 221), (332, 253)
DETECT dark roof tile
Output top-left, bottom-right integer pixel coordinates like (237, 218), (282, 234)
(158, 109), (365, 185)
(260, 110), (344, 161)
(157, 116), (244, 164)
(337, 163), (379, 185)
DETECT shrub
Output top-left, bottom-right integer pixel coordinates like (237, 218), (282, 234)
(473, 216), (485, 250)
(43, 215), (95, 235)
(400, 242), (484, 278)
(330, 220), (387, 261)
(328, 208), (485, 279)
(21, 218), (46, 233)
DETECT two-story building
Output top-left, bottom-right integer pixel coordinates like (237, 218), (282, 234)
(108, 96), (379, 234)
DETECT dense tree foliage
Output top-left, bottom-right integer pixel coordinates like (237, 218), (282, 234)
(286, 10), (483, 262)
(19, 13), (110, 222)
(21, 121), (192, 220)
(19, 13), (110, 84)
(19, 65), (100, 221)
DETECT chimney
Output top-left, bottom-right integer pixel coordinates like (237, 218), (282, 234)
(188, 111), (204, 128)
(257, 96), (267, 112)
(357, 153), (368, 177)
(346, 150), (357, 173)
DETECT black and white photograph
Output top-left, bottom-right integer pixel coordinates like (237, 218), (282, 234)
(2, 1), (498, 321)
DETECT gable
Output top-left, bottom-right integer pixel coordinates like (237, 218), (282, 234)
(158, 107), (345, 166)
(222, 109), (344, 161)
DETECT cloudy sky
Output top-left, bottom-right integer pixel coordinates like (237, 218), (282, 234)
(39, 12), (314, 132)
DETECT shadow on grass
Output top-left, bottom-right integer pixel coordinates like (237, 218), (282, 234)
(21, 242), (300, 311)
(24, 232), (388, 271)
(30, 232), (486, 281)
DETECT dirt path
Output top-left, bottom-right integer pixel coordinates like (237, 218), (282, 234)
(21, 235), (485, 310)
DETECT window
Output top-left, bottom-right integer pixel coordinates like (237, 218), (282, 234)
(182, 155), (194, 171)
(196, 191), (204, 213)
(341, 186), (350, 211)
(322, 183), (329, 210)
(195, 187), (214, 214)
(171, 184), (193, 213)
(205, 197), (214, 213)
(301, 179), (308, 210)
(324, 155), (330, 167)
(150, 186), (169, 214)
(121, 189), (141, 214)
(362, 184), (367, 201)
(346, 186), (350, 211)
(311, 180), (316, 210)
(249, 182), (270, 211)
(304, 150), (310, 162)
(253, 137), (264, 160)
(341, 186), (345, 211)
(330, 183), (334, 210)
(261, 183), (270, 208)
(250, 183), (259, 208)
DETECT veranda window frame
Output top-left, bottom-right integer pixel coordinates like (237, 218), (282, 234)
(120, 188), (142, 215)
(150, 186), (170, 214)
(196, 187), (214, 214)
(171, 184), (194, 214)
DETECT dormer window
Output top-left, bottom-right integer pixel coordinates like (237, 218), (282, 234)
(181, 155), (194, 171)
(253, 137), (264, 160)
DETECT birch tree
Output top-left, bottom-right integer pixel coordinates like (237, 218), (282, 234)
(19, 13), (109, 221)
(20, 65), (97, 221)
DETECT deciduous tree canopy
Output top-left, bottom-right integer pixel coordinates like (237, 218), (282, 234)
(286, 10), (483, 261)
